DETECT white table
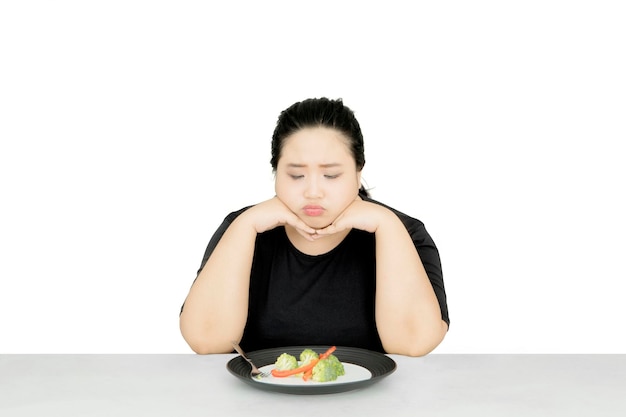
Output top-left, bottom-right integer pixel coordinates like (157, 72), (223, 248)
(1, 354), (624, 416)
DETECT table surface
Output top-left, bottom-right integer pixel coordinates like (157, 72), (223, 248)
(1, 354), (624, 417)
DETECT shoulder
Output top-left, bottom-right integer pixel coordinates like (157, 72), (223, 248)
(364, 197), (425, 230)
(205, 205), (255, 247)
(222, 205), (254, 223)
(364, 197), (438, 248)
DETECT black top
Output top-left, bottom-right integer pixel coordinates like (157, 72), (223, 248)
(186, 198), (449, 353)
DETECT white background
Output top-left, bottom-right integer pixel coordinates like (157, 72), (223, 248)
(1, 1), (624, 354)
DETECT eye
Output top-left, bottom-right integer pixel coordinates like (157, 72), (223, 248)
(324, 174), (341, 179)
(289, 174), (304, 180)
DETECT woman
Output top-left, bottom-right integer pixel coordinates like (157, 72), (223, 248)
(180, 98), (449, 356)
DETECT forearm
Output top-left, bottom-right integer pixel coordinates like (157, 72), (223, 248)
(179, 214), (257, 354)
(374, 211), (447, 356)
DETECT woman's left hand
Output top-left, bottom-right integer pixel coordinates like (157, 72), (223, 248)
(313, 198), (386, 236)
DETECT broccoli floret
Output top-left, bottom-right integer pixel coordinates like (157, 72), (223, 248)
(299, 348), (319, 366)
(326, 354), (345, 376)
(311, 358), (341, 382)
(274, 353), (298, 371)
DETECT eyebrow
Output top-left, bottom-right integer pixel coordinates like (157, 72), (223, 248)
(286, 163), (343, 168)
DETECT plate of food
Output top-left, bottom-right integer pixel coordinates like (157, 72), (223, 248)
(226, 345), (396, 395)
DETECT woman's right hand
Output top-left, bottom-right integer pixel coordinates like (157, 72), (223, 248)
(241, 197), (317, 241)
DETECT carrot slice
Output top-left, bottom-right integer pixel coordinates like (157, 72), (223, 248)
(271, 346), (337, 378)
(271, 359), (318, 377)
(302, 369), (313, 381)
(319, 345), (336, 360)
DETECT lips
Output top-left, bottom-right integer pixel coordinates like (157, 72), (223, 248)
(303, 205), (325, 217)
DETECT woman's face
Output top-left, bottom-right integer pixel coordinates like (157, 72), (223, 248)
(275, 127), (361, 229)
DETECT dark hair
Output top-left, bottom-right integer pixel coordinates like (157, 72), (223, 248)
(271, 97), (369, 197)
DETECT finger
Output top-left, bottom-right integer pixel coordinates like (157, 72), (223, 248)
(297, 222), (317, 236)
(285, 215), (316, 235)
(315, 223), (341, 235)
(289, 221), (317, 241)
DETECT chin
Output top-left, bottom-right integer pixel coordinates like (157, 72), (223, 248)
(302, 217), (334, 230)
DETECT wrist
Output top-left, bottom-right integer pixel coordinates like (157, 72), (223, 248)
(373, 206), (403, 236)
(232, 209), (264, 236)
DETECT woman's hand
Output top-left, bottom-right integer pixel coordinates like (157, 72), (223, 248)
(243, 197), (318, 241)
(314, 198), (386, 237)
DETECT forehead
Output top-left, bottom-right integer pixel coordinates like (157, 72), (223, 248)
(279, 127), (353, 164)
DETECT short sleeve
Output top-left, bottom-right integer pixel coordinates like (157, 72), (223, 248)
(367, 198), (450, 327)
(180, 206), (251, 314)
(405, 221), (449, 327)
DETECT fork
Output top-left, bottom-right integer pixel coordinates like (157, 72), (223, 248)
(231, 341), (271, 378)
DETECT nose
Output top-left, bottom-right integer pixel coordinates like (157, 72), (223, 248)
(303, 177), (323, 199)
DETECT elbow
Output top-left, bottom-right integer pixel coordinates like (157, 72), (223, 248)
(180, 330), (211, 354)
(183, 334), (212, 355)
(189, 344), (214, 355)
(180, 317), (237, 354)
(402, 343), (438, 358)
(180, 317), (212, 354)
(383, 320), (448, 357)
(182, 334), (232, 355)
(389, 340), (438, 357)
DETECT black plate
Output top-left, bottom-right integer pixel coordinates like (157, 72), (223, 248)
(226, 345), (396, 395)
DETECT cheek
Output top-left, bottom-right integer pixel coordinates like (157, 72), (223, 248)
(275, 178), (295, 201)
(342, 175), (361, 195)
